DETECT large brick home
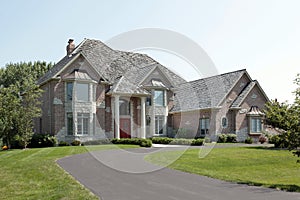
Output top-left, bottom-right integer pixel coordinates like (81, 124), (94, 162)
(36, 39), (269, 143)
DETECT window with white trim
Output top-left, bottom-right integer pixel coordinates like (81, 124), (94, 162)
(199, 118), (210, 135)
(221, 117), (228, 128)
(154, 90), (164, 106)
(66, 82), (73, 101)
(76, 83), (89, 101)
(67, 113), (73, 135)
(251, 118), (262, 133)
(155, 115), (164, 135)
(77, 113), (89, 135)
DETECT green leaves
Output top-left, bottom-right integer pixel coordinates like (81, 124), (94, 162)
(0, 61), (53, 148)
(264, 74), (300, 161)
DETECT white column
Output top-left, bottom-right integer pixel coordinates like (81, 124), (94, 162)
(150, 89), (155, 136)
(140, 97), (146, 139)
(114, 95), (120, 139)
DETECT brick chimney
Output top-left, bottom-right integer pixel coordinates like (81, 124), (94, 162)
(66, 39), (75, 55)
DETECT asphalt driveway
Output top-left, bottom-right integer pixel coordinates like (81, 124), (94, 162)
(57, 147), (300, 200)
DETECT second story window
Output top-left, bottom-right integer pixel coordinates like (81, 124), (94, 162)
(154, 90), (164, 106)
(67, 82), (73, 101)
(77, 83), (89, 101)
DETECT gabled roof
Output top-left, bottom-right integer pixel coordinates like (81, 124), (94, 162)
(170, 69), (247, 112)
(231, 80), (269, 109)
(38, 39), (186, 91)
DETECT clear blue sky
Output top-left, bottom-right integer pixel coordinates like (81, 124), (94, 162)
(1, 0), (299, 103)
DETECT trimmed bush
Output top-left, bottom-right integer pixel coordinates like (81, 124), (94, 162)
(217, 134), (227, 143)
(171, 139), (192, 145)
(29, 134), (57, 148)
(245, 137), (253, 144)
(111, 138), (152, 147)
(58, 141), (69, 146)
(217, 134), (237, 143)
(71, 140), (81, 146)
(82, 139), (111, 145)
(191, 138), (204, 146)
(140, 139), (152, 147)
(226, 134), (237, 143)
(151, 137), (172, 144)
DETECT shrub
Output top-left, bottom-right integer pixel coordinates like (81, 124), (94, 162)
(217, 134), (227, 143)
(29, 134), (57, 148)
(111, 138), (152, 147)
(258, 135), (267, 144)
(58, 141), (69, 146)
(245, 137), (253, 144)
(171, 139), (192, 145)
(71, 140), (81, 146)
(151, 137), (173, 144)
(191, 139), (204, 146)
(140, 139), (152, 147)
(82, 139), (111, 145)
(226, 134), (237, 143)
(268, 135), (289, 148)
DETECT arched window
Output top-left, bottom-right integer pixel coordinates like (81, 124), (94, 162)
(221, 117), (228, 128)
(119, 99), (130, 115)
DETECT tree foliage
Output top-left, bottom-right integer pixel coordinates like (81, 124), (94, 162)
(0, 61), (53, 148)
(265, 74), (300, 162)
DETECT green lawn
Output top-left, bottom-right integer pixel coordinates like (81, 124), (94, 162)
(0, 145), (138, 200)
(145, 146), (300, 192)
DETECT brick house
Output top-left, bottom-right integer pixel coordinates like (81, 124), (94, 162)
(36, 39), (269, 143)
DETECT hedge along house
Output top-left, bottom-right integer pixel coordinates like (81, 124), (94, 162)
(36, 39), (269, 143)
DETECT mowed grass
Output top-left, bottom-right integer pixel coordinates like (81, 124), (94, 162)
(0, 145), (138, 200)
(145, 146), (300, 192)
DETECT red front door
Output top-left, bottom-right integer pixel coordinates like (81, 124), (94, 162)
(120, 118), (131, 138)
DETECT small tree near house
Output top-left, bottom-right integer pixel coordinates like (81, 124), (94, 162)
(15, 81), (42, 149)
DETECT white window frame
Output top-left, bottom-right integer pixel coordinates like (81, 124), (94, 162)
(250, 117), (262, 133)
(199, 118), (210, 135)
(66, 82), (73, 101)
(76, 83), (89, 102)
(221, 117), (228, 128)
(155, 115), (164, 135)
(77, 113), (89, 135)
(154, 90), (165, 106)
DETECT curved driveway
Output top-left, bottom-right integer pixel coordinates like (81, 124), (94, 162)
(57, 147), (300, 200)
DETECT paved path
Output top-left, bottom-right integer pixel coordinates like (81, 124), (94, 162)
(57, 147), (300, 200)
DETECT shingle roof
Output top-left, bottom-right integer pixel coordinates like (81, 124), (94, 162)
(230, 81), (256, 108)
(170, 69), (247, 112)
(38, 39), (186, 92)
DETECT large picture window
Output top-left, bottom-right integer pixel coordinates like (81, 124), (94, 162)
(199, 118), (210, 135)
(155, 115), (164, 135)
(77, 113), (89, 135)
(154, 90), (164, 106)
(251, 118), (262, 133)
(76, 83), (89, 101)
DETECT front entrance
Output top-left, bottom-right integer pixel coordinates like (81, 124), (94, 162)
(120, 118), (131, 138)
